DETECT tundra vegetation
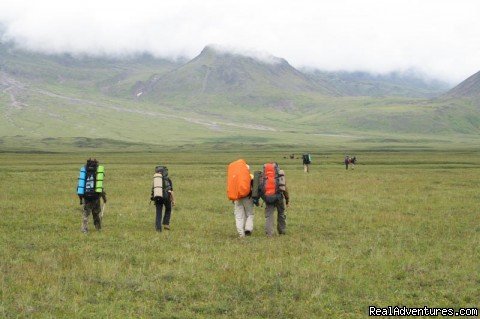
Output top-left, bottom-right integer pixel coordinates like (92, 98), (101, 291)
(0, 149), (478, 318)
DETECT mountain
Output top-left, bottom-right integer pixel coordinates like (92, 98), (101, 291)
(134, 46), (339, 108)
(445, 70), (480, 100)
(307, 69), (451, 98)
(0, 41), (181, 98)
(0, 42), (479, 150)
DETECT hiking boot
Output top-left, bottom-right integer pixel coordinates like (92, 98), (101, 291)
(245, 230), (252, 236)
(163, 225), (170, 230)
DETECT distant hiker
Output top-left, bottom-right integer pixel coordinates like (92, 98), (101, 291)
(344, 155), (356, 170)
(227, 159), (255, 238)
(150, 166), (175, 232)
(79, 158), (107, 233)
(302, 153), (312, 173)
(260, 163), (289, 236)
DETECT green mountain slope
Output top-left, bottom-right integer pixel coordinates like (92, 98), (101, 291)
(153, 46), (323, 92)
(445, 70), (480, 100)
(307, 70), (451, 98)
(134, 46), (340, 109)
(0, 42), (181, 98)
(0, 42), (479, 150)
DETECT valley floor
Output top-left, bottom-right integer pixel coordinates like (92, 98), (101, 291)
(0, 150), (479, 318)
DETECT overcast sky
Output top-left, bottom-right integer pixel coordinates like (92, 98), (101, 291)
(1, 0), (479, 83)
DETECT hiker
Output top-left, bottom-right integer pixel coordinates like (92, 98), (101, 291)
(150, 166), (175, 232)
(302, 153), (312, 173)
(344, 155), (350, 170)
(227, 159), (254, 238)
(261, 163), (289, 236)
(80, 158), (107, 233)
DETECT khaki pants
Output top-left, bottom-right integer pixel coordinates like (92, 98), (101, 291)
(234, 197), (254, 237)
(303, 164), (309, 173)
(265, 198), (286, 236)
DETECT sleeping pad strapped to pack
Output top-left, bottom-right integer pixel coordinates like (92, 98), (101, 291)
(153, 166), (171, 199)
(77, 166), (86, 195)
(95, 166), (105, 193)
(227, 159), (251, 200)
(303, 153), (312, 164)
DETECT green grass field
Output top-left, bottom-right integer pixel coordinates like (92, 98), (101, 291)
(0, 150), (479, 318)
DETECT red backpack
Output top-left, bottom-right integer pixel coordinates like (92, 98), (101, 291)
(260, 163), (283, 204)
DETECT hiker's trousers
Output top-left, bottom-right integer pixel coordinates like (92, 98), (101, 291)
(303, 164), (309, 173)
(155, 197), (172, 231)
(265, 198), (286, 236)
(82, 198), (101, 232)
(234, 197), (254, 237)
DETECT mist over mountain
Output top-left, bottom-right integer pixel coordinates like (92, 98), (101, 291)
(123, 46), (454, 111)
(0, 36), (453, 99)
(1, 0), (479, 84)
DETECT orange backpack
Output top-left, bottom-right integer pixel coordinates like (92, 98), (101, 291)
(227, 159), (251, 200)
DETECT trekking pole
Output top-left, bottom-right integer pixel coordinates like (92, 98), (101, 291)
(100, 203), (106, 219)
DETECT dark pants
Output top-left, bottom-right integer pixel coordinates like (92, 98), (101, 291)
(155, 197), (172, 231)
(82, 198), (101, 232)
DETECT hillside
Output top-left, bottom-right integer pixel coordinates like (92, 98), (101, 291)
(307, 70), (451, 98)
(1, 42), (479, 150)
(134, 46), (339, 109)
(0, 41), (181, 98)
(445, 70), (480, 100)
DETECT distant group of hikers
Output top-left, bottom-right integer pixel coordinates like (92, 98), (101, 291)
(344, 155), (356, 170)
(76, 153), (356, 236)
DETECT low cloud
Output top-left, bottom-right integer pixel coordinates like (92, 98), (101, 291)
(1, 0), (479, 83)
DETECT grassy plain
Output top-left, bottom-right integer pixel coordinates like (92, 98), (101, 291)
(0, 150), (479, 318)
